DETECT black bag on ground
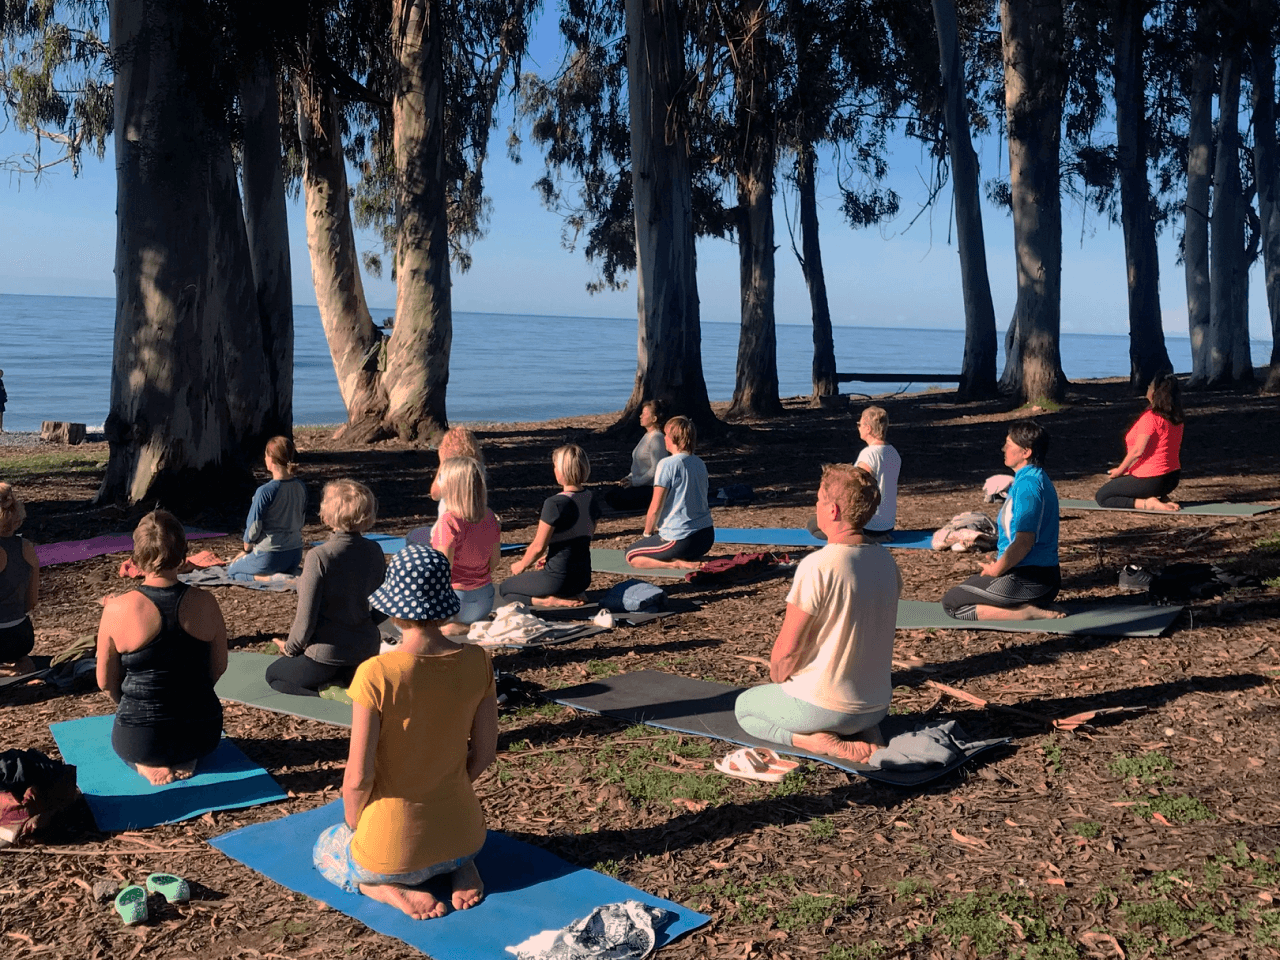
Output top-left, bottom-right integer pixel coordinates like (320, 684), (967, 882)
(1144, 562), (1261, 604)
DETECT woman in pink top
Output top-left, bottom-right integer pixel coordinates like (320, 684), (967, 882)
(431, 458), (501, 635)
(1095, 374), (1185, 511)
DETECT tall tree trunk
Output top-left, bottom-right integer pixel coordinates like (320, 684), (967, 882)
(297, 77), (389, 432)
(931, 0), (998, 400)
(795, 143), (837, 402)
(99, 0), (243, 506)
(620, 0), (716, 433)
(386, 0), (452, 440)
(240, 57), (294, 439)
(998, 0), (1067, 403)
(1250, 2), (1280, 393)
(728, 0), (783, 419)
(1208, 54), (1251, 385)
(1184, 50), (1213, 386)
(1113, 0), (1171, 390)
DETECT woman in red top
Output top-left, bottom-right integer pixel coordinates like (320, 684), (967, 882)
(1095, 374), (1184, 511)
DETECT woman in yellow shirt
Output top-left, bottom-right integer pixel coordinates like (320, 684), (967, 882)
(313, 545), (498, 919)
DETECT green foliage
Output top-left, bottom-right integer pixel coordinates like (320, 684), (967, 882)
(687, 875), (787, 926)
(1130, 794), (1213, 824)
(504, 738), (532, 752)
(934, 889), (1077, 959)
(593, 859), (621, 877)
(824, 944), (886, 960)
(1253, 532), (1280, 553)
(809, 817), (836, 839)
(0, 448), (107, 478)
(777, 893), (854, 931)
(1121, 898), (1233, 939)
(1041, 738), (1064, 775)
(1071, 822), (1101, 838)
(1107, 751), (1174, 784)
(587, 660), (620, 678)
(595, 733), (722, 808)
(894, 878), (934, 901)
(775, 764), (817, 797)
(502, 701), (562, 722)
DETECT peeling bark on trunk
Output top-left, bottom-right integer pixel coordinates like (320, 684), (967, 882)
(1250, 6), (1280, 393)
(620, 0), (716, 433)
(1184, 51), (1213, 386)
(386, 0), (453, 441)
(1208, 55), (1252, 385)
(1113, 0), (1171, 390)
(998, 0), (1067, 404)
(796, 143), (837, 401)
(932, 0), (998, 400)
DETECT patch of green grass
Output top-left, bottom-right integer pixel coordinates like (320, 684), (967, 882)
(1122, 897), (1233, 940)
(268, 919), (310, 937)
(503, 701), (562, 721)
(824, 944), (886, 960)
(1, 448), (109, 479)
(1254, 531), (1280, 553)
(1201, 859), (1223, 893)
(809, 817), (836, 839)
(1020, 397), (1066, 413)
(1092, 886), (1119, 908)
(1071, 821), (1101, 839)
(688, 875), (786, 926)
(775, 763), (817, 797)
(777, 893), (853, 931)
(595, 733), (723, 808)
(504, 738), (532, 752)
(1264, 576), (1280, 590)
(1041, 738), (1064, 775)
(1145, 869), (1191, 897)
(593, 859), (621, 877)
(1256, 907), (1280, 946)
(587, 660), (620, 678)
(934, 889), (1077, 959)
(1130, 793), (1214, 823)
(1108, 751), (1175, 785)
(894, 878), (934, 901)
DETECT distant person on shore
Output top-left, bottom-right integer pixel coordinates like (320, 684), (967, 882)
(0, 483), (40, 678)
(625, 416), (715, 570)
(500, 444), (599, 607)
(807, 405), (900, 542)
(314, 545), (496, 919)
(734, 465), (900, 762)
(942, 421), (1065, 622)
(227, 436), (308, 581)
(267, 480), (386, 697)
(429, 458), (501, 635)
(96, 511), (228, 785)
(1095, 374), (1184, 511)
(604, 400), (668, 513)
(0, 368), (7, 433)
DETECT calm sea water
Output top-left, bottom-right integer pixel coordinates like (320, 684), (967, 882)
(0, 293), (1264, 432)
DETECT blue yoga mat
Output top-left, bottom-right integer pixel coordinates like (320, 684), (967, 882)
(50, 714), (288, 831)
(210, 800), (708, 957)
(349, 534), (526, 555)
(713, 527), (934, 549)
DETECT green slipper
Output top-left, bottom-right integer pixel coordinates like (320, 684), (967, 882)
(114, 885), (148, 925)
(145, 873), (190, 904)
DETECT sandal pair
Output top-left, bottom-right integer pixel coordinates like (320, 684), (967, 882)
(114, 873), (190, 925)
(714, 747), (800, 783)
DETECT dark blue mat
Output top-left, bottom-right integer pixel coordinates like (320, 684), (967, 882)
(210, 800), (708, 957)
(713, 527), (934, 550)
(50, 714), (288, 831)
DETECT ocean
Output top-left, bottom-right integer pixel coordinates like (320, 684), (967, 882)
(0, 293), (1266, 432)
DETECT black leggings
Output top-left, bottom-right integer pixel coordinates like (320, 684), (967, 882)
(1095, 470), (1180, 509)
(942, 565), (1061, 620)
(604, 484), (654, 513)
(265, 655), (355, 698)
(0, 617), (34, 663)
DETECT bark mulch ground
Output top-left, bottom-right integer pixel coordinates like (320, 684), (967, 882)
(3, 378), (1280, 960)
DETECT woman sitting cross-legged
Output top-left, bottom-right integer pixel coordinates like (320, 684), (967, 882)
(625, 416), (715, 570)
(267, 480), (387, 696)
(734, 465), (901, 763)
(227, 435), (308, 581)
(430, 458), (501, 636)
(1095, 373), (1184, 511)
(942, 419), (1065, 622)
(97, 510), (228, 786)
(0, 482), (40, 679)
(313, 545), (498, 920)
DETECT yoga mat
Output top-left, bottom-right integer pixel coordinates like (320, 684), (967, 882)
(179, 566), (298, 591)
(1059, 498), (1278, 517)
(590, 548), (690, 579)
(209, 800), (709, 957)
(49, 714), (287, 831)
(0, 655), (51, 689)
(36, 529), (224, 566)
(550, 671), (1008, 786)
(896, 599), (1182, 637)
(216, 652), (354, 726)
(713, 528), (934, 550)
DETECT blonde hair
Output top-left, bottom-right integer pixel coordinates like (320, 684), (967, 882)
(0, 483), (26, 537)
(133, 509), (187, 574)
(821, 463), (880, 532)
(264, 436), (300, 476)
(438, 426), (485, 469)
(553, 444), (591, 486)
(860, 406), (888, 440)
(320, 479), (378, 533)
(436, 457), (487, 523)
(665, 416), (696, 453)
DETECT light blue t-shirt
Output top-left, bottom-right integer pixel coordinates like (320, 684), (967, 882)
(997, 464), (1058, 567)
(655, 452), (713, 541)
(244, 477), (308, 553)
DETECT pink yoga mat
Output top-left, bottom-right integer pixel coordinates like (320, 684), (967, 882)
(36, 530), (226, 566)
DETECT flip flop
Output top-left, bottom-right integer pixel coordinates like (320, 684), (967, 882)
(715, 747), (788, 783)
(146, 873), (190, 904)
(751, 748), (801, 775)
(114, 885), (148, 924)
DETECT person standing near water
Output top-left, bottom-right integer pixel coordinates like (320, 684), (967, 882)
(0, 369), (7, 433)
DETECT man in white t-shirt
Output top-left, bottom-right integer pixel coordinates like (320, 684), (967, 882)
(735, 464), (902, 763)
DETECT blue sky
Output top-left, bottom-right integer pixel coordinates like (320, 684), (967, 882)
(0, 19), (1273, 341)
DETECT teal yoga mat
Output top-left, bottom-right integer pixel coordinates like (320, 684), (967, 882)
(590, 548), (691, 579)
(210, 800), (709, 958)
(1059, 498), (1278, 517)
(216, 652), (353, 726)
(714, 528), (934, 549)
(49, 714), (287, 831)
(896, 599), (1182, 637)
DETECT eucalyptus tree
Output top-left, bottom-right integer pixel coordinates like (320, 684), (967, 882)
(1248, 0), (1280, 392)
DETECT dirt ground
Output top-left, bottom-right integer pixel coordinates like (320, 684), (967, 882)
(3, 379), (1280, 960)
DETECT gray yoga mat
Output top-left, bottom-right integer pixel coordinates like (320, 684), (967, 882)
(897, 599), (1182, 637)
(0, 655), (52, 690)
(1059, 498), (1278, 517)
(216, 652), (353, 727)
(549, 670), (1009, 787)
(180, 566), (299, 591)
(590, 548), (691, 579)
(712, 528), (934, 550)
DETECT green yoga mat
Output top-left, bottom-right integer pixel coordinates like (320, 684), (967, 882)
(215, 652), (353, 726)
(897, 599), (1182, 637)
(1059, 498), (1278, 517)
(590, 548), (691, 579)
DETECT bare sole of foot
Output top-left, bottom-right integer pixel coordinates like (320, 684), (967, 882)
(972, 603), (1068, 621)
(794, 731), (878, 764)
(1137, 497), (1180, 512)
(0, 656), (35, 678)
(533, 595), (587, 608)
(172, 760), (198, 781)
(1022, 604), (1068, 620)
(359, 882), (446, 920)
(451, 860), (484, 911)
(134, 763), (177, 786)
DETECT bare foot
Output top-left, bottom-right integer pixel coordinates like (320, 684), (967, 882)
(793, 731), (878, 764)
(450, 860), (484, 911)
(359, 882), (447, 920)
(134, 763), (177, 786)
(972, 603), (1068, 621)
(533, 594), (587, 608)
(171, 760), (198, 781)
(1022, 604), (1068, 620)
(0, 656), (35, 678)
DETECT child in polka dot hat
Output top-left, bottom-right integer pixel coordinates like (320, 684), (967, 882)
(369, 543), (462, 623)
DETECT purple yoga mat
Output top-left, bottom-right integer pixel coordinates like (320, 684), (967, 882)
(36, 530), (226, 566)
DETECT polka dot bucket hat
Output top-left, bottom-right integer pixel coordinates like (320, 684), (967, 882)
(369, 544), (461, 622)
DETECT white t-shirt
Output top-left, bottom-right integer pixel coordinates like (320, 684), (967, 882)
(780, 543), (901, 715)
(855, 443), (901, 533)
